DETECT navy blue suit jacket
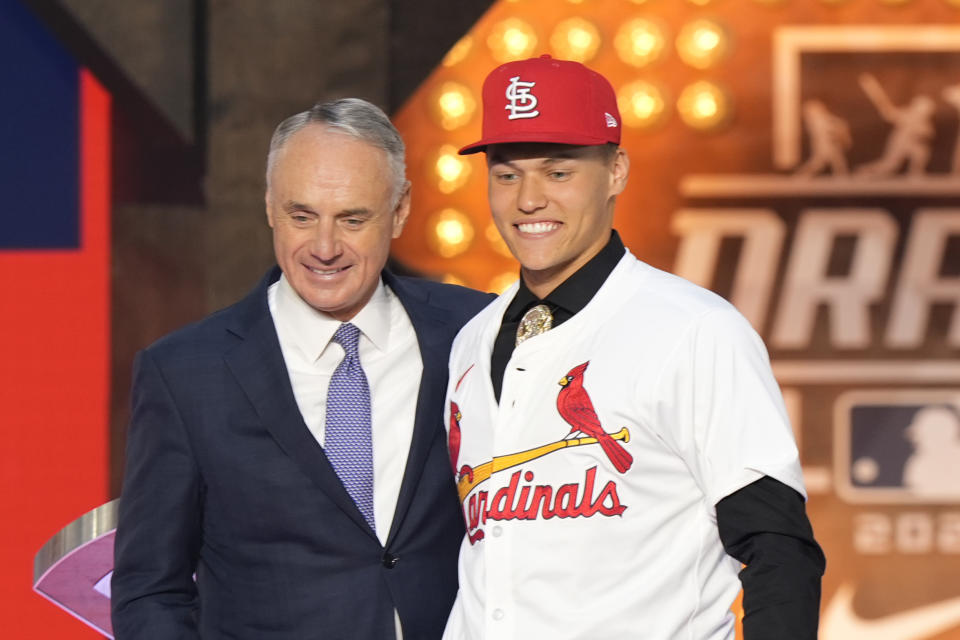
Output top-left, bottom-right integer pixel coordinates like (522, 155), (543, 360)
(112, 268), (492, 639)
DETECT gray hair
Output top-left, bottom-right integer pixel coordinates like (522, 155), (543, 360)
(265, 98), (407, 205)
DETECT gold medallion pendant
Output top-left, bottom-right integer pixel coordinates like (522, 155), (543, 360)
(515, 304), (554, 346)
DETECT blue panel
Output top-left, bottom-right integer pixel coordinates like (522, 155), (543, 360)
(0, 0), (79, 249)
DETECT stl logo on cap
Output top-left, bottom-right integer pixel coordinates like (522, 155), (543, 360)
(505, 75), (539, 120)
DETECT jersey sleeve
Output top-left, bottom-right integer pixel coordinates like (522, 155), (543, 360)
(652, 307), (805, 509)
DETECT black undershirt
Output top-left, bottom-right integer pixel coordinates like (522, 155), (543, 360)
(491, 230), (825, 639)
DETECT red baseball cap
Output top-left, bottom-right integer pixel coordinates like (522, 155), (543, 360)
(458, 54), (621, 155)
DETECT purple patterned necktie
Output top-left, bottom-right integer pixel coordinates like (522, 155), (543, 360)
(324, 322), (375, 531)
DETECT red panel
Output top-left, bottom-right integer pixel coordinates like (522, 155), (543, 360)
(0, 69), (110, 637)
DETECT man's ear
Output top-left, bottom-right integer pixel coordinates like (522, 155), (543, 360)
(609, 147), (630, 197)
(265, 190), (275, 228)
(391, 181), (412, 239)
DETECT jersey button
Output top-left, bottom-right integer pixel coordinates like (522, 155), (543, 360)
(492, 608), (505, 621)
(382, 552), (399, 569)
(492, 525), (503, 537)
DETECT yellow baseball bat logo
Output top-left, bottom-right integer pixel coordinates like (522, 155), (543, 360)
(456, 427), (630, 502)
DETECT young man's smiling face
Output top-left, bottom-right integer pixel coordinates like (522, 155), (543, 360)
(486, 142), (629, 298)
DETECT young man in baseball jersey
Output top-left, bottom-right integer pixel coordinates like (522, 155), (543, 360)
(443, 55), (825, 639)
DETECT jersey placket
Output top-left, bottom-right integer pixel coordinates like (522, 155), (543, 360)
(483, 347), (527, 639)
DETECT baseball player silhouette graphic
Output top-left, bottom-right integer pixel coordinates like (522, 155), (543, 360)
(856, 72), (936, 177)
(795, 99), (852, 178)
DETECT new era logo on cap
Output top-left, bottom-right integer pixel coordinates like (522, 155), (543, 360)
(459, 55), (622, 154)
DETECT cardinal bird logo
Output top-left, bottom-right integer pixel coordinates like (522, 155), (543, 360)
(557, 362), (633, 473)
(449, 401), (463, 473)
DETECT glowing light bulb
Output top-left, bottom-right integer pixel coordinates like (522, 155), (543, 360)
(441, 93), (465, 118)
(432, 145), (472, 194)
(614, 19), (666, 68)
(428, 208), (475, 258)
(617, 80), (668, 128)
(676, 20), (729, 69)
(430, 82), (476, 131)
(488, 18), (538, 62)
(695, 95), (717, 117)
(677, 81), (730, 131)
(695, 29), (719, 51)
(550, 18), (601, 63)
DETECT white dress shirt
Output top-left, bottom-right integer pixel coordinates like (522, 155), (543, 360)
(268, 274), (423, 546)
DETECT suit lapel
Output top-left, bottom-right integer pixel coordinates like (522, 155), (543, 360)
(223, 269), (378, 541)
(384, 273), (455, 545)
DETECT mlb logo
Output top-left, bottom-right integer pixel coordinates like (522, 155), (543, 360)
(835, 391), (960, 504)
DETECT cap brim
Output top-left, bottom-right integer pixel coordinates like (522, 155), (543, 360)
(458, 131), (618, 155)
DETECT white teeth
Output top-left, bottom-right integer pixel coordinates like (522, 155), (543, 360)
(517, 222), (560, 234)
(310, 267), (343, 275)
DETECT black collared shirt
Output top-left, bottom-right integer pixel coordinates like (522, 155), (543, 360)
(490, 229), (824, 639)
(490, 230), (624, 401)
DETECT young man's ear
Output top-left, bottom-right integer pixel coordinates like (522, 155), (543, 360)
(609, 148), (630, 197)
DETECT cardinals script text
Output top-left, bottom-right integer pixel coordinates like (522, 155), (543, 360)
(463, 466), (626, 544)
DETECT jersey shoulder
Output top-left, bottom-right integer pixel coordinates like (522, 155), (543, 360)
(627, 257), (735, 318)
(615, 255), (762, 350)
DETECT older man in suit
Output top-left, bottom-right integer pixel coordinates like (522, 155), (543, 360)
(111, 99), (491, 639)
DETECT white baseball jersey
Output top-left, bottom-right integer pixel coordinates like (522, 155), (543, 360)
(443, 251), (805, 640)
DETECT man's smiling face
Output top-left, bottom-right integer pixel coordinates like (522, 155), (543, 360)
(486, 142), (628, 298)
(265, 124), (409, 320)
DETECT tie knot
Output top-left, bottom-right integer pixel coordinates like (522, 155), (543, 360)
(332, 322), (361, 356)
